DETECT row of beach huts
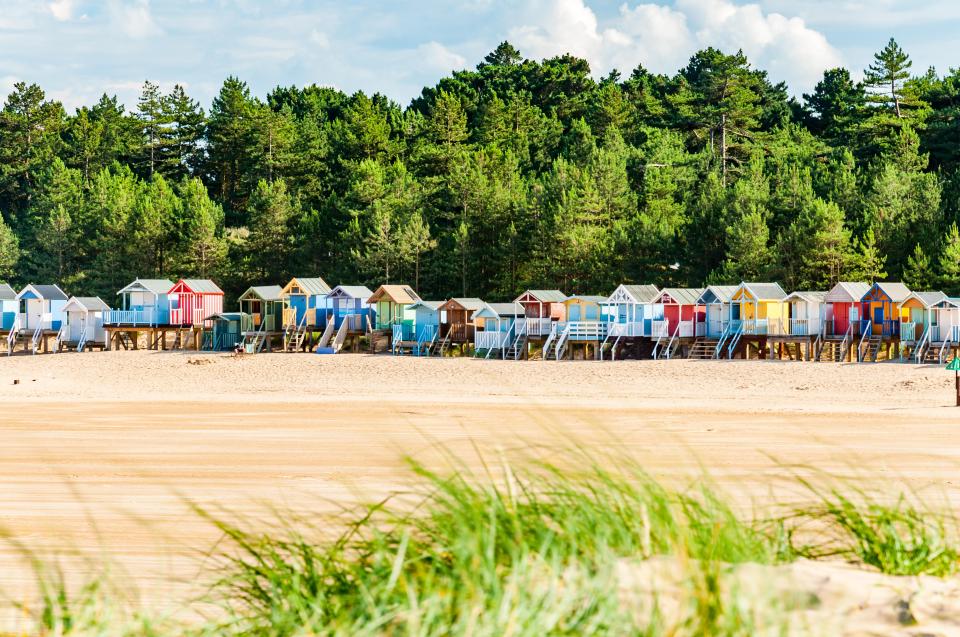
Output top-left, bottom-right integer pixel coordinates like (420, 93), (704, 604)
(2, 278), (960, 364)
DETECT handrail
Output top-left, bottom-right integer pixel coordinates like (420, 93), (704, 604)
(661, 323), (680, 360)
(77, 324), (90, 352)
(555, 323), (573, 360)
(6, 315), (19, 355)
(713, 323), (731, 359)
(54, 323), (68, 353)
(938, 333), (952, 364)
(914, 325), (931, 364)
(857, 320), (872, 362)
(31, 322), (44, 354)
(726, 320), (744, 359)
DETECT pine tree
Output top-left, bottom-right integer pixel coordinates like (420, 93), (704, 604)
(245, 179), (296, 281)
(938, 223), (960, 295)
(903, 243), (936, 290)
(164, 84), (205, 179)
(713, 210), (773, 283)
(863, 38), (914, 118)
(180, 178), (226, 279)
(846, 229), (888, 282)
(0, 214), (19, 280)
(35, 204), (75, 284)
(136, 81), (171, 178)
(402, 211), (436, 292)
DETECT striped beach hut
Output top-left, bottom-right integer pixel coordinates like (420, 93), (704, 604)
(168, 279), (224, 326)
(514, 290), (567, 339)
(281, 277), (331, 329)
(60, 297), (110, 351)
(368, 285), (421, 331)
(650, 288), (705, 359)
(0, 283), (16, 331)
(107, 278), (174, 326)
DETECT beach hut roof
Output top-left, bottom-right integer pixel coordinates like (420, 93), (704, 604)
(441, 297), (485, 312)
(329, 285), (374, 300)
(934, 297), (960, 309)
(606, 284), (660, 305)
(241, 285), (284, 302)
(566, 295), (607, 304)
(175, 279), (223, 294)
(697, 285), (738, 304)
(654, 288), (704, 305)
(118, 278), (174, 295)
(17, 284), (69, 301)
(475, 302), (524, 319)
(783, 291), (827, 304)
(409, 300), (444, 311)
(282, 277), (331, 296)
(824, 282), (871, 303)
(0, 283), (15, 300)
(903, 291), (948, 308)
(739, 282), (786, 300)
(866, 282), (912, 303)
(368, 284), (420, 305)
(516, 290), (567, 303)
(64, 296), (111, 312)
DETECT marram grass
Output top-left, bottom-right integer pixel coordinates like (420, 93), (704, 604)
(5, 450), (959, 636)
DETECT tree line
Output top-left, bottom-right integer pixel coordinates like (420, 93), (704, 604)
(2, 38), (960, 302)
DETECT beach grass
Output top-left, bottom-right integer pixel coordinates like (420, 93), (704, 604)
(4, 449), (959, 636)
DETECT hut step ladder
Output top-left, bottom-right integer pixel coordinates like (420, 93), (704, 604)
(172, 329), (185, 351)
(201, 330), (213, 351)
(726, 325), (744, 360)
(6, 316), (20, 355)
(77, 327), (89, 353)
(554, 324), (572, 360)
(331, 320), (349, 353)
(912, 326), (931, 364)
(936, 338), (953, 364)
(31, 324), (44, 355)
(687, 339), (718, 360)
(713, 324), (731, 359)
(541, 328), (558, 361)
(118, 332), (134, 350)
(317, 317), (335, 349)
(437, 331), (452, 357)
(861, 336), (882, 363)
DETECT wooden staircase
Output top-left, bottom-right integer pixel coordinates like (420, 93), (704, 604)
(817, 339), (845, 362)
(859, 335), (883, 363)
(686, 338), (718, 360)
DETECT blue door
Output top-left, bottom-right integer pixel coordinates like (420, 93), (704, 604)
(873, 306), (883, 325)
(568, 305), (581, 321)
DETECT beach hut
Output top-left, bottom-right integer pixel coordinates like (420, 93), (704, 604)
(697, 286), (738, 339)
(927, 298), (960, 363)
(857, 282), (911, 362)
(823, 282), (870, 338)
(107, 279), (174, 326)
(438, 298), (485, 353)
(60, 297), (110, 351)
(207, 312), (247, 351)
(514, 290), (567, 339)
(403, 300), (443, 355)
(781, 291), (827, 337)
(0, 283), (16, 331)
(327, 285), (374, 330)
(899, 291), (947, 361)
(167, 279), (224, 326)
(12, 284), (69, 354)
(723, 282), (786, 359)
(280, 277), (331, 329)
(600, 284), (660, 360)
(473, 302), (525, 359)
(239, 285), (285, 333)
(544, 295), (608, 360)
(368, 285), (421, 331)
(649, 288), (705, 359)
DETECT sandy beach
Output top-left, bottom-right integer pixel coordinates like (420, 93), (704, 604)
(2, 351), (960, 631)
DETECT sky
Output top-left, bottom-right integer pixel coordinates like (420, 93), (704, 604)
(1, 0), (959, 112)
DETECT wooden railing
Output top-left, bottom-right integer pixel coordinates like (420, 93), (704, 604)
(170, 307), (206, 326)
(475, 330), (509, 350)
(607, 321), (644, 338)
(900, 321), (919, 344)
(651, 320), (669, 338)
(445, 323), (475, 342)
(524, 317), (553, 336)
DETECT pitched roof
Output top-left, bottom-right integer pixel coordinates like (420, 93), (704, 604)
(442, 297), (485, 311)
(516, 290), (567, 303)
(740, 282), (786, 300)
(118, 278), (174, 295)
(619, 284), (660, 303)
(783, 291), (827, 304)
(566, 295), (607, 304)
(655, 288), (704, 305)
(0, 283), (15, 301)
(178, 279), (224, 294)
(870, 282), (912, 303)
(409, 300), (444, 312)
(18, 284), (69, 301)
(329, 285), (374, 299)
(65, 296), (111, 312)
(476, 302), (524, 319)
(904, 291), (947, 308)
(241, 285), (284, 302)
(368, 284), (421, 304)
(697, 285), (738, 304)
(282, 277), (331, 296)
(824, 282), (871, 303)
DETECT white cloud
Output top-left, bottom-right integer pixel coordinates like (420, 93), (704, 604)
(108, 0), (162, 39)
(48, 0), (77, 22)
(416, 41), (467, 72)
(509, 0), (842, 94)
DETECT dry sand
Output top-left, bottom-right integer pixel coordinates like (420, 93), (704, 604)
(1, 350), (960, 633)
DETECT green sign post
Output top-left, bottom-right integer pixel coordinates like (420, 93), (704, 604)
(948, 357), (960, 406)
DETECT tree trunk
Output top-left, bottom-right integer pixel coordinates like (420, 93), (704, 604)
(720, 113), (728, 187)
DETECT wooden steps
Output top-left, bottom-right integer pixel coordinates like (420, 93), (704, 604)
(817, 339), (844, 362)
(687, 338), (719, 359)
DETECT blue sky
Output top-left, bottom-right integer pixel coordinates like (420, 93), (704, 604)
(2, 0), (958, 112)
